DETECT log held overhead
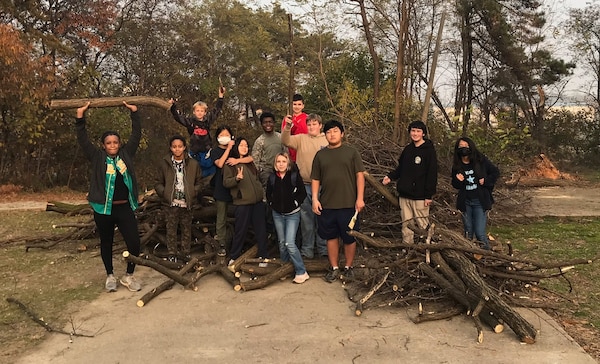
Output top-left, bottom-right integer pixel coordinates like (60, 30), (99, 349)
(49, 96), (171, 110)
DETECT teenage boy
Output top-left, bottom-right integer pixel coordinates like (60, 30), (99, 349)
(311, 120), (365, 282)
(253, 112), (286, 185)
(281, 94), (308, 162)
(282, 113), (328, 258)
(382, 120), (438, 244)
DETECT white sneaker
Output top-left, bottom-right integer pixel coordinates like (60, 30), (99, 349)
(119, 274), (142, 292)
(293, 272), (310, 284)
(105, 274), (117, 292)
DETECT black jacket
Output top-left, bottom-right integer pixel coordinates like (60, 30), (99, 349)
(155, 155), (202, 209)
(388, 139), (438, 200)
(451, 156), (500, 211)
(75, 111), (141, 206)
(266, 170), (307, 214)
(170, 98), (223, 153)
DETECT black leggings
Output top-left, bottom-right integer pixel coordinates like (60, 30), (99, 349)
(94, 204), (140, 275)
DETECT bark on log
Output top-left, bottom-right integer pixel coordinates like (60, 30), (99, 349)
(123, 251), (191, 287)
(46, 201), (92, 215)
(441, 249), (538, 343)
(218, 267), (241, 291)
(411, 306), (463, 323)
(49, 96), (171, 110)
(228, 245), (258, 273)
(239, 263), (295, 291)
(137, 257), (199, 307)
(418, 262), (504, 333)
(355, 270), (391, 316)
(187, 265), (221, 290)
(364, 172), (399, 207)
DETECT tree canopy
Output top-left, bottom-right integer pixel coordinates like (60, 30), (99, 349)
(0, 0), (593, 189)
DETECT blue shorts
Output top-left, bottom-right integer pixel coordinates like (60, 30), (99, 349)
(317, 208), (358, 244)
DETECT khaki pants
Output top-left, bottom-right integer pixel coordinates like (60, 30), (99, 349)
(399, 197), (430, 244)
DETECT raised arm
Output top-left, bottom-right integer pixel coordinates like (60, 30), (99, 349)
(75, 102), (97, 161)
(122, 101), (141, 157)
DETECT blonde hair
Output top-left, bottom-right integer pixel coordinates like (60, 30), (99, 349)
(192, 101), (208, 111)
(273, 152), (292, 172)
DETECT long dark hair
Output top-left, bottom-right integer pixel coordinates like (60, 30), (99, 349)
(452, 137), (485, 175)
(230, 137), (257, 175)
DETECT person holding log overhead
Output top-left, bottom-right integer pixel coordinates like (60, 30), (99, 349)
(223, 137), (269, 264)
(168, 85), (225, 181)
(75, 101), (142, 293)
(451, 137), (500, 250)
(154, 135), (202, 263)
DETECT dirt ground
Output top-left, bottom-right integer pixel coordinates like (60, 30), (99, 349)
(3, 186), (600, 363)
(527, 186), (600, 217)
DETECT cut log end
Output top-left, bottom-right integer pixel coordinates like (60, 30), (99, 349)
(137, 300), (145, 308)
(122, 251), (130, 258)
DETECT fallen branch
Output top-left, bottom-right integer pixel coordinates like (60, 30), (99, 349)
(6, 297), (95, 337)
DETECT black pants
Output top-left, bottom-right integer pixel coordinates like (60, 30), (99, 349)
(230, 202), (268, 259)
(94, 204), (141, 275)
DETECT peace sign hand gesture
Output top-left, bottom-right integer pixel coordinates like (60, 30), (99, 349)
(236, 166), (244, 181)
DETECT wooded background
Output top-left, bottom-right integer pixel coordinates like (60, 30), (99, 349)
(1, 0), (600, 190)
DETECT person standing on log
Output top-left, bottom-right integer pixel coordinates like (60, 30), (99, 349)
(155, 135), (202, 262)
(253, 111), (286, 186)
(222, 137), (268, 263)
(451, 137), (500, 250)
(280, 94), (308, 162)
(281, 113), (328, 259)
(210, 126), (254, 254)
(382, 120), (438, 244)
(311, 120), (365, 283)
(266, 152), (309, 283)
(75, 101), (142, 293)
(168, 86), (225, 181)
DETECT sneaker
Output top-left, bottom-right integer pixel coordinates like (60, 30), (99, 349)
(120, 274), (142, 292)
(167, 255), (178, 263)
(105, 274), (117, 292)
(228, 259), (235, 266)
(342, 266), (355, 281)
(293, 272), (310, 284)
(323, 268), (341, 283)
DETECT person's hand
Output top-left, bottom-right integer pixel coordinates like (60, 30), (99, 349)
(236, 166), (244, 181)
(168, 98), (176, 105)
(355, 199), (365, 213)
(479, 178), (485, 185)
(284, 115), (293, 127)
(123, 101), (137, 112)
(312, 199), (322, 215)
(76, 102), (90, 118)
(424, 199), (433, 207)
(218, 86), (226, 98)
(382, 176), (391, 185)
(455, 173), (464, 182)
(226, 156), (239, 166)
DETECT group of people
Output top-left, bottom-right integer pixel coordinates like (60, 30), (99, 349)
(75, 91), (499, 294)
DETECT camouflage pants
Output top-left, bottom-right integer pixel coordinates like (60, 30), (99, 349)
(164, 206), (193, 255)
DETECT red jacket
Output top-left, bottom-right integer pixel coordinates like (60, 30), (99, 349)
(281, 113), (307, 161)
